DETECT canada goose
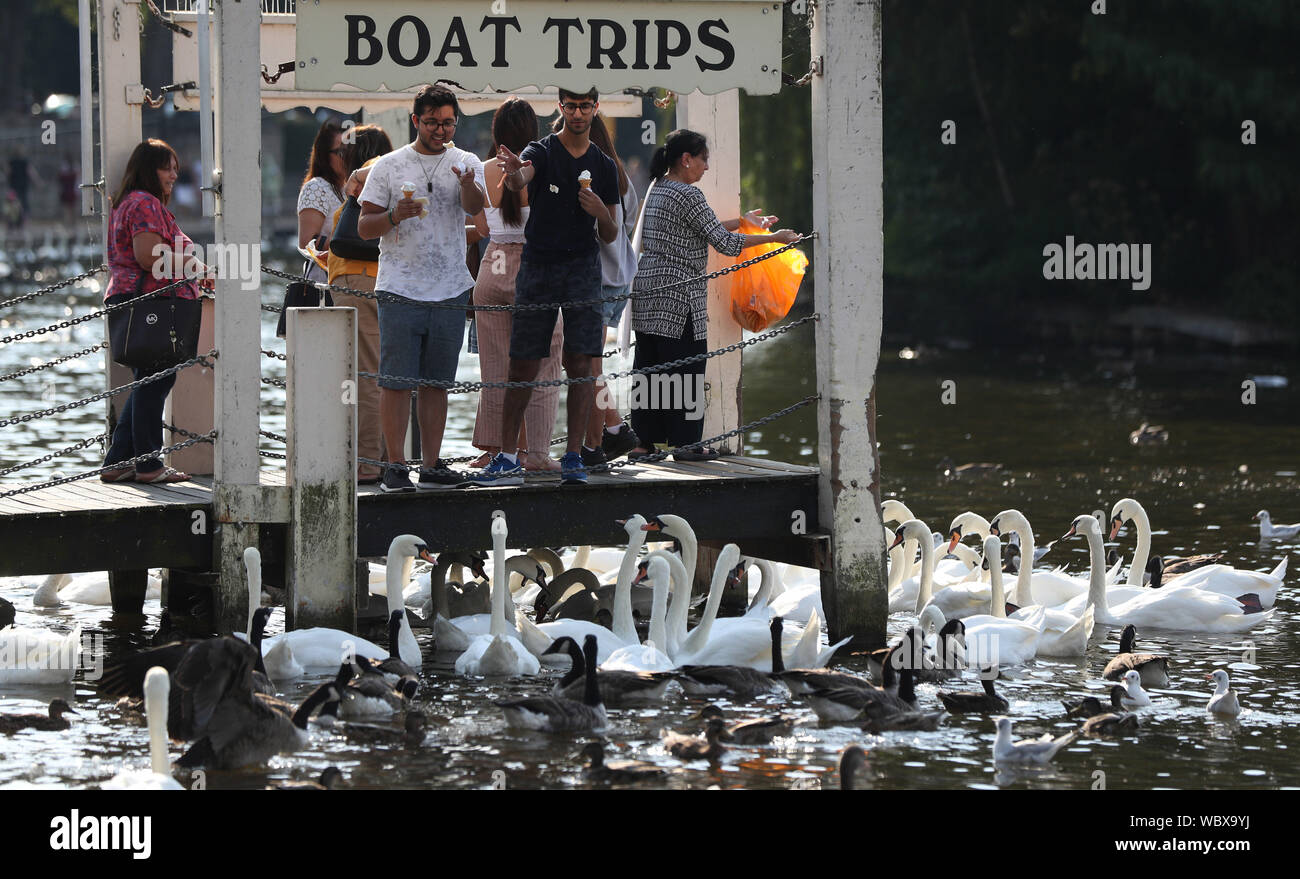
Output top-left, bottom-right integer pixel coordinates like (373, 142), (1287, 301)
(497, 634), (606, 731)
(337, 711), (429, 748)
(1062, 686), (1126, 719)
(0, 596), (15, 630)
(1206, 669), (1241, 717)
(808, 649), (915, 724)
(247, 606), (290, 692)
(675, 616), (789, 698)
(332, 657), (410, 719)
(579, 741), (665, 783)
(1255, 510), (1300, 541)
(267, 767), (345, 790)
(176, 680), (340, 770)
(662, 715), (731, 763)
(0, 699), (79, 733)
(771, 616), (875, 695)
(992, 717), (1076, 765)
(839, 745), (869, 790)
(937, 675), (1008, 713)
(102, 667), (184, 790)
(1080, 710), (1140, 737)
(548, 636), (675, 704)
(1102, 625), (1170, 688)
(691, 704), (796, 745)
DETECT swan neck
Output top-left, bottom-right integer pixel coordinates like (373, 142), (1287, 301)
(245, 555), (261, 638)
(146, 690), (170, 776)
(648, 565), (669, 650)
(1086, 528), (1109, 616)
(612, 527), (646, 645)
(989, 556), (1006, 618)
(682, 549), (734, 655)
(914, 532), (934, 612)
(1012, 522), (1034, 606)
(490, 532), (508, 637)
(1126, 504), (1152, 587)
(887, 539), (905, 591)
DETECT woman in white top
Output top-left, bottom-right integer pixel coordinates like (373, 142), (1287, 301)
(296, 118), (346, 283)
(469, 97), (563, 472)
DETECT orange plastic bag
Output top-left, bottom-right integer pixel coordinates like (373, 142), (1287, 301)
(727, 218), (808, 332)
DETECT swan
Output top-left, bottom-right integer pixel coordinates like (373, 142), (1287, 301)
(1205, 669), (1241, 716)
(992, 717), (1076, 765)
(765, 561), (825, 625)
(1112, 499), (1282, 606)
(567, 545), (628, 578)
(676, 616), (789, 698)
(0, 623), (81, 685)
(1063, 514), (1274, 633)
(1000, 533), (1096, 656)
(382, 535), (427, 668)
(496, 634), (604, 730)
(1255, 510), (1300, 541)
(455, 515), (540, 676)
(600, 553), (674, 672)
(102, 667), (184, 790)
(643, 514), (698, 655)
(988, 510), (1092, 607)
(33, 570), (163, 608)
(671, 545), (777, 669)
(783, 606), (852, 669)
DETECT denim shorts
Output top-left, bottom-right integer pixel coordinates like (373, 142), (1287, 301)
(599, 283), (630, 329)
(510, 251), (604, 359)
(377, 289), (470, 390)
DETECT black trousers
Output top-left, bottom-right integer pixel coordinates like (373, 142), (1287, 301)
(628, 316), (708, 448)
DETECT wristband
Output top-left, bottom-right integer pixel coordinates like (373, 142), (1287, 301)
(388, 208), (397, 227)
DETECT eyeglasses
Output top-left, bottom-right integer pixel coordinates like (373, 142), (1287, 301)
(421, 118), (458, 130)
(560, 101), (596, 114)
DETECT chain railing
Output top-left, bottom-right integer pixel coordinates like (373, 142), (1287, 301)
(0, 432), (109, 479)
(0, 264), (107, 310)
(0, 342), (108, 383)
(0, 431), (216, 499)
(0, 275), (198, 346)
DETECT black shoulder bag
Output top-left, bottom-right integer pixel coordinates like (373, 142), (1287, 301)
(107, 274), (204, 371)
(275, 259), (334, 339)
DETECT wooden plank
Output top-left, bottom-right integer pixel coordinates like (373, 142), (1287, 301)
(730, 456), (819, 474)
(0, 486), (90, 514)
(53, 480), (176, 509)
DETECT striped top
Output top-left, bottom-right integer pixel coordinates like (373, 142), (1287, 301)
(631, 179), (746, 341)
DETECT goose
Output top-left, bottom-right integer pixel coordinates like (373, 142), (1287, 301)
(676, 616), (789, 698)
(496, 634), (604, 731)
(0, 699), (79, 733)
(1080, 709), (1141, 737)
(808, 648), (916, 724)
(1062, 686), (1127, 719)
(579, 741), (665, 783)
(992, 717), (1076, 765)
(267, 767), (345, 790)
(333, 656), (411, 719)
(0, 623), (80, 685)
(1063, 514), (1274, 632)
(548, 636), (675, 704)
(691, 704), (797, 744)
(1111, 499), (1283, 606)
(337, 712), (428, 748)
(176, 679), (340, 770)
(839, 745), (869, 790)
(1255, 510), (1300, 541)
(937, 676), (1009, 713)
(910, 612), (966, 681)
(599, 553), (675, 672)
(662, 715), (730, 763)
(32, 570), (163, 608)
(1102, 625), (1170, 688)
(1205, 669), (1241, 717)
(0, 596), (13, 630)
(455, 515), (541, 676)
(102, 667), (184, 790)
(1118, 669), (1152, 709)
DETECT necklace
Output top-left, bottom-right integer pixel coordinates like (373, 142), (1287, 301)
(414, 147), (450, 194)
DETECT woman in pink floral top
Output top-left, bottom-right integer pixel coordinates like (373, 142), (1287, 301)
(101, 139), (212, 484)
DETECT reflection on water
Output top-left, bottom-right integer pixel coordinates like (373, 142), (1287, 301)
(1, 274), (1298, 789)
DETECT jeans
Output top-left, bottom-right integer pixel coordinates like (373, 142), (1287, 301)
(103, 367), (177, 475)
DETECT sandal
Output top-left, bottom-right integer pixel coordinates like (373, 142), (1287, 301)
(625, 447), (656, 461)
(100, 465), (136, 483)
(135, 466), (191, 484)
(673, 447), (721, 462)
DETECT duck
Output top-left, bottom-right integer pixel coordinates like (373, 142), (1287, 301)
(992, 717), (1076, 765)
(0, 596), (13, 630)
(0, 698), (79, 733)
(1080, 709), (1141, 737)
(1118, 669), (1152, 709)
(175, 679), (340, 770)
(548, 636), (676, 704)
(496, 634), (605, 731)
(662, 715), (730, 763)
(1063, 686), (1127, 719)
(1063, 514), (1274, 632)
(937, 676), (1008, 714)
(691, 704), (796, 744)
(102, 667), (184, 790)
(1206, 669), (1241, 717)
(1111, 499), (1283, 607)
(839, 745), (869, 790)
(1129, 422), (1168, 445)
(1102, 625), (1170, 688)
(1255, 510), (1300, 541)
(455, 515), (541, 677)
(267, 767), (345, 790)
(579, 741), (665, 783)
(0, 623), (81, 685)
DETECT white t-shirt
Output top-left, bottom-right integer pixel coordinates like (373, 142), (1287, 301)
(599, 181), (641, 287)
(296, 176), (342, 283)
(359, 142), (484, 302)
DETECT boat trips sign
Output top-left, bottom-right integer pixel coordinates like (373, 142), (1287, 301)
(295, 0), (784, 95)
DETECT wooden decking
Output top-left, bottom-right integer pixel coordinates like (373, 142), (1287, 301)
(0, 456), (825, 579)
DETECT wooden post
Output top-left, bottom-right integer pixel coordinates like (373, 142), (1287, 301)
(98, 0), (145, 612)
(210, 0), (265, 633)
(285, 307), (357, 631)
(811, 0), (887, 647)
(167, 297), (215, 475)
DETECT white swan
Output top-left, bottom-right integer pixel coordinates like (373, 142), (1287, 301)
(1064, 514), (1274, 633)
(988, 510), (1092, 607)
(241, 548), (303, 679)
(383, 535), (427, 668)
(784, 606), (852, 669)
(0, 623), (81, 685)
(103, 667), (184, 790)
(33, 570), (163, 608)
(599, 553), (675, 672)
(671, 544), (775, 669)
(766, 561), (825, 624)
(455, 516), (540, 676)
(647, 513), (698, 657)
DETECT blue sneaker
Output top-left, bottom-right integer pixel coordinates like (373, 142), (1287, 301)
(465, 453), (524, 486)
(559, 451), (588, 486)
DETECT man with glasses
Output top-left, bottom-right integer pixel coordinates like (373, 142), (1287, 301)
(472, 88), (619, 486)
(359, 84), (485, 492)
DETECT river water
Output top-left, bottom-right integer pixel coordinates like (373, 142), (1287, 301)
(1, 267), (1297, 790)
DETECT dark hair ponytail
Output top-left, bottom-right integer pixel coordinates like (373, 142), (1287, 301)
(649, 129), (708, 180)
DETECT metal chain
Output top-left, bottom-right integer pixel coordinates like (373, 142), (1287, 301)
(259, 449), (287, 460)
(0, 264), (107, 310)
(262, 303), (284, 314)
(359, 313), (818, 392)
(0, 432), (109, 478)
(162, 421), (207, 440)
(261, 348), (287, 361)
(262, 376), (286, 389)
(0, 431), (216, 499)
(0, 351), (218, 429)
(0, 276), (195, 346)
(257, 233), (817, 312)
(0, 342), (108, 383)
(259, 429), (286, 443)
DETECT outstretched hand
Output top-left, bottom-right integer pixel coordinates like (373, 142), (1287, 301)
(744, 208), (778, 230)
(496, 145), (533, 176)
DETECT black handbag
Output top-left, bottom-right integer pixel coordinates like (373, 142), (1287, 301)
(275, 261), (334, 338)
(107, 278), (203, 371)
(328, 195), (381, 261)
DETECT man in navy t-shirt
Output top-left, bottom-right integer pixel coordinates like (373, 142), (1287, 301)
(472, 88), (619, 486)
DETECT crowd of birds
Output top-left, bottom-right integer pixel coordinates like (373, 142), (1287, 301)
(0, 501), (1294, 789)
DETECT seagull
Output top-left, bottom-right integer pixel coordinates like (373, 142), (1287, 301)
(992, 716), (1076, 765)
(1206, 670), (1241, 717)
(1255, 510), (1300, 541)
(1119, 669), (1153, 708)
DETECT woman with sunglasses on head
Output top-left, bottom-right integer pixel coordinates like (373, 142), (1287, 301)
(296, 118), (346, 282)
